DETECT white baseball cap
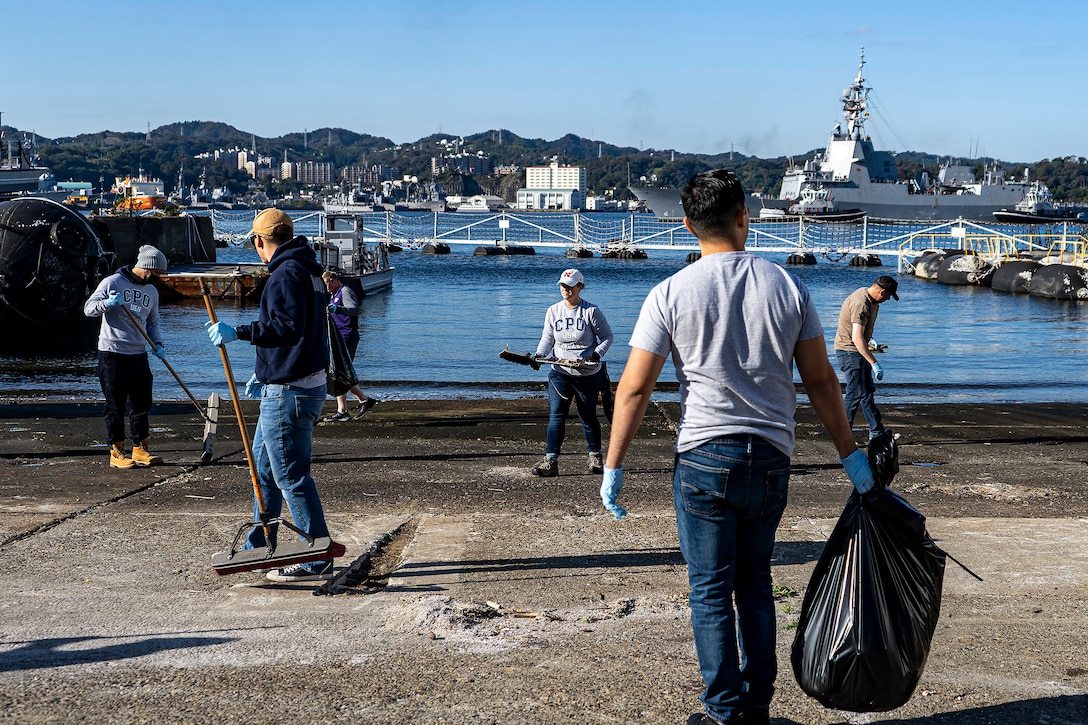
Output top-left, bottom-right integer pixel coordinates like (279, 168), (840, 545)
(557, 268), (584, 287)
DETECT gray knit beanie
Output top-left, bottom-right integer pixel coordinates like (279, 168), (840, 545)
(135, 245), (167, 272)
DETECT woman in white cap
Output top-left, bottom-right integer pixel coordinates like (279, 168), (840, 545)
(530, 268), (614, 477)
(83, 244), (169, 469)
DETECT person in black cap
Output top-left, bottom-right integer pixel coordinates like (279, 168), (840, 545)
(833, 275), (898, 443)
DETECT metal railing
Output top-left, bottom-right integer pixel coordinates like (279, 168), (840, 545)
(895, 218), (1088, 273)
(204, 209), (1088, 262)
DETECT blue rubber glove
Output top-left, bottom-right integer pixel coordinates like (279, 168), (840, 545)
(245, 373), (263, 399)
(841, 449), (876, 495)
(151, 344), (166, 360)
(104, 290), (123, 309)
(205, 321), (237, 346)
(600, 466), (628, 520)
(327, 303), (339, 315)
(871, 360), (884, 381)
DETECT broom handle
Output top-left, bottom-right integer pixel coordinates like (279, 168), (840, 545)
(119, 304), (208, 421)
(200, 282), (270, 526)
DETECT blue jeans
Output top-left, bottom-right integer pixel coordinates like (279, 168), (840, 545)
(245, 383), (331, 565)
(674, 435), (790, 722)
(836, 349), (884, 439)
(545, 369), (603, 454)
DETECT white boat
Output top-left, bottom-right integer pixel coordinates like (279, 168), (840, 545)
(324, 185), (379, 214)
(786, 187), (866, 221)
(993, 181), (1087, 224)
(314, 213), (394, 296)
(448, 194), (507, 212)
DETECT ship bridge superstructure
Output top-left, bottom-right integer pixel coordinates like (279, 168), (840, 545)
(780, 48), (900, 200)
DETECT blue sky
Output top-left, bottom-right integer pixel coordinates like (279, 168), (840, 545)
(6, 0), (1085, 163)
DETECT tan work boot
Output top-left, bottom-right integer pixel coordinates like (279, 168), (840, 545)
(131, 439), (163, 466)
(110, 442), (136, 469)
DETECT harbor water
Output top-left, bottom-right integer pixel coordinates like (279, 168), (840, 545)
(2, 232), (1087, 405)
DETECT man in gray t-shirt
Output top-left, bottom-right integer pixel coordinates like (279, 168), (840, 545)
(600, 169), (876, 725)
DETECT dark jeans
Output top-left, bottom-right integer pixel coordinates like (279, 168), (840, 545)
(836, 349), (884, 439)
(97, 351), (153, 445)
(545, 368), (603, 454)
(674, 435), (790, 723)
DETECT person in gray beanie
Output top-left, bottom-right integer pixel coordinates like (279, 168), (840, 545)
(84, 245), (169, 469)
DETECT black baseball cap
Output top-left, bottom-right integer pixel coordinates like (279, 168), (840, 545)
(875, 275), (899, 300)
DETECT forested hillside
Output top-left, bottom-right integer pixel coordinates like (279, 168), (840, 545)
(12, 121), (1088, 203)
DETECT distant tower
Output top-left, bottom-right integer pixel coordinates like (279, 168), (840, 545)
(146, 122), (151, 142)
(730, 142), (734, 161)
(304, 129), (308, 150)
(250, 134), (256, 154)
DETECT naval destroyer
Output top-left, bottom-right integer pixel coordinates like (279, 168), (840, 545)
(633, 49), (1031, 222)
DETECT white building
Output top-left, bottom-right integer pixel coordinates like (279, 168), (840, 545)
(517, 160), (586, 211)
(516, 189), (585, 211)
(525, 161), (585, 191)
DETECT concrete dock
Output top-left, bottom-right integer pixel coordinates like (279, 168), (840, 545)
(1, 399), (1086, 723)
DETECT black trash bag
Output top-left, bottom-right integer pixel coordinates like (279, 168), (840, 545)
(599, 361), (614, 423)
(326, 316), (359, 397)
(868, 429), (899, 490)
(790, 429), (947, 712)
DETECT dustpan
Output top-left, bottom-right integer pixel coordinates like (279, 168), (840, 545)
(201, 281), (345, 575)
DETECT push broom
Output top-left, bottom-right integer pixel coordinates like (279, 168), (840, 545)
(201, 280), (345, 576)
(120, 304), (218, 463)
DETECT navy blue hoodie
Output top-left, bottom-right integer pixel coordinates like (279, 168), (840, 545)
(236, 237), (328, 384)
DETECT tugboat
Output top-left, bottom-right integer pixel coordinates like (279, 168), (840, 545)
(993, 181), (1087, 224)
(0, 197), (116, 348)
(787, 187), (866, 222)
(112, 171), (168, 211)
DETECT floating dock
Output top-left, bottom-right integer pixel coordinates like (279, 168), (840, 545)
(155, 263), (267, 301)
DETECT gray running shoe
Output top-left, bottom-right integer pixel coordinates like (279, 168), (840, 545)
(531, 457), (558, 477)
(322, 410), (351, 423)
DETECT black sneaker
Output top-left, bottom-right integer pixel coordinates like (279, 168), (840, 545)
(322, 410), (351, 423)
(588, 451), (603, 474)
(686, 715), (726, 725)
(737, 707), (769, 724)
(531, 457), (558, 477)
(265, 562), (335, 582)
(353, 397), (378, 419)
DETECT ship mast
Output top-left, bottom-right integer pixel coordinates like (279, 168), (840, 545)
(842, 47), (869, 141)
